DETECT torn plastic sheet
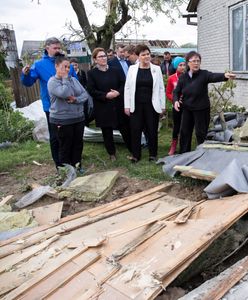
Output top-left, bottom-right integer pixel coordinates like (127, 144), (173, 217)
(204, 159), (248, 199)
(158, 143), (248, 199)
(16, 100), (146, 144)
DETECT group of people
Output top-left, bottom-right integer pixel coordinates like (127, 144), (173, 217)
(21, 37), (235, 172)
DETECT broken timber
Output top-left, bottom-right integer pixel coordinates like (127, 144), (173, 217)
(1, 184), (248, 299)
(173, 165), (218, 181)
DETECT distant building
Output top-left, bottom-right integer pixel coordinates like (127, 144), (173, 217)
(20, 40), (44, 64)
(115, 38), (195, 58)
(20, 39), (91, 68)
(0, 23), (19, 68)
(115, 38), (179, 48)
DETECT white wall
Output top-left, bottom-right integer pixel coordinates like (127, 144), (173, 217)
(197, 0), (248, 108)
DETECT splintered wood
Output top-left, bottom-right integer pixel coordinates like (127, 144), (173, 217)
(1, 183), (248, 300)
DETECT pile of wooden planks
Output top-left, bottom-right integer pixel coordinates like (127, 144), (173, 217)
(1, 183), (248, 300)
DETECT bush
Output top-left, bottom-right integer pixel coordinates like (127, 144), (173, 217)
(0, 109), (34, 143)
(0, 80), (34, 143)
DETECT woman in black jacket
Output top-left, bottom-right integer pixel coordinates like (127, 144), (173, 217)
(173, 51), (235, 154)
(87, 48), (131, 161)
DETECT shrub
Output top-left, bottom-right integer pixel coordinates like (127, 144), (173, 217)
(0, 80), (34, 143)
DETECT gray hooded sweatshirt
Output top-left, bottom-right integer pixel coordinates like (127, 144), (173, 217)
(48, 76), (88, 125)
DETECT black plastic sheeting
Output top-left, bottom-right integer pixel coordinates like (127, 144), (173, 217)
(158, 143), (248, 199)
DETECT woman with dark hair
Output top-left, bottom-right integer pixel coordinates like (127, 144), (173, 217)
(47, 54), (88, 172)
(173, 51), (235, 153)
(87, 48), (131, 161)
(124, 44), (165, 162)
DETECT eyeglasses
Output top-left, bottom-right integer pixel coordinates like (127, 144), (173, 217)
(189, 60), (201, 64)
(96, 55), (107, 59)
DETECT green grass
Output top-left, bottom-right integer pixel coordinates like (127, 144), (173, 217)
(0, 120), (174, 183)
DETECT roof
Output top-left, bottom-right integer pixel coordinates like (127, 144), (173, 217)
(115, 38), (179, 48)
(151, 47), (197, 56)
(187, 0), (200, 12)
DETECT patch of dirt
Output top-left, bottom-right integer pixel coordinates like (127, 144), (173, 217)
(0, 162), (207, 217)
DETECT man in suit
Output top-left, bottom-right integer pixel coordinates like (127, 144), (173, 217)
(108, 44), (131, 82)
(108, 44), (132, 152)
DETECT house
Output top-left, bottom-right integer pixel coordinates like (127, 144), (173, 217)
(187, 0), (248, 108)
(20, 40), (91, 68)
(186, 0), (248, 108)
(20, 40), (44, 64)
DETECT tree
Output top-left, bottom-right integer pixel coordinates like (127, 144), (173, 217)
(68, 0), (186, 51)
(180, 42), (197, 48)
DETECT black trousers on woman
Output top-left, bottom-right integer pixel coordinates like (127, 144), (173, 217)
(180, 107), (210, 154)
(45, 112), (60, 167)
(172, 107), (182, 139)
(101, 123), (132, 156)
(52, 121), (85, 167)
(130, 102), (159, 160)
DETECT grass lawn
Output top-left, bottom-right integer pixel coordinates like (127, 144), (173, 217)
(0, 120), (174, 183)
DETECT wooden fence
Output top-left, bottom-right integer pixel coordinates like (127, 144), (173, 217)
(10, 67), (40, 108)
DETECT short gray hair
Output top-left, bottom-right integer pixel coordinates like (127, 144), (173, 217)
(45, 37), (60, 46)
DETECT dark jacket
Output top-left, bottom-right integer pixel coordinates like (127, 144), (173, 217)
(87, 67), (124, 128)
(108, 56), (131, 83)
(160, 60), (175, 76)
(173, 69), (227, 111)
(21, 51), (77, 112)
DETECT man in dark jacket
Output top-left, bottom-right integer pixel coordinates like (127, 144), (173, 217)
(21, 37), (77, 168)
(160, 51), (175, 76)
(108, 44), (131, 82)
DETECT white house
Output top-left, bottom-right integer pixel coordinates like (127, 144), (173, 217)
(187, 0), (248, 107)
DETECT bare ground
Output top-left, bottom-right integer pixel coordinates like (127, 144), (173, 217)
(0, 162), (207, 216)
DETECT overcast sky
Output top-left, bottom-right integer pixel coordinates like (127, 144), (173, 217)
(1, 0), (197, 55)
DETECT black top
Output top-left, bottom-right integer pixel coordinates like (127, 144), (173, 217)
(77, 70), (87, 88)
(173, 69), (227, 111)
(135, 68), (153, 104)
(87, 67), (124, 128)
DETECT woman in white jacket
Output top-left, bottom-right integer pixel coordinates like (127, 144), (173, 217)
(124, 44), (166, 162)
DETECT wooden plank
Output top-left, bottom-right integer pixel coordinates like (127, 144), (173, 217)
(174, 201), (205, 224)
(107, 221), (167, 264)
(108, 205), (188, 238)
(103, 194), (248, 299)
(0, 183), (170, 247)
(0, 192), (166, 259)
(200, 255), (248, 300)
(0, 195), (14, 206)
(0, 235), (59, 275)
(2, 245), (89, 300)
(21, 251), (101, 300)
(30, 202), (63, 225)
(203, 143), (248, 151)
(173, 165), (217, 181)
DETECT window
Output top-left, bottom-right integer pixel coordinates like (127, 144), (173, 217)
(230, 2), (248, 71)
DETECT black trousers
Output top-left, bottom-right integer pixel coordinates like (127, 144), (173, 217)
(101, 117), (132, 156)
(172, 107), (182, 139)
(130, 102), (159, 160)
(180, 107), (210, 153)
(45, 112), (60, 167)
(51, 121), (85, 167)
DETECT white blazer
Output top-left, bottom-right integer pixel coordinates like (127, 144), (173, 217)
(124, 63), (166, 113)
